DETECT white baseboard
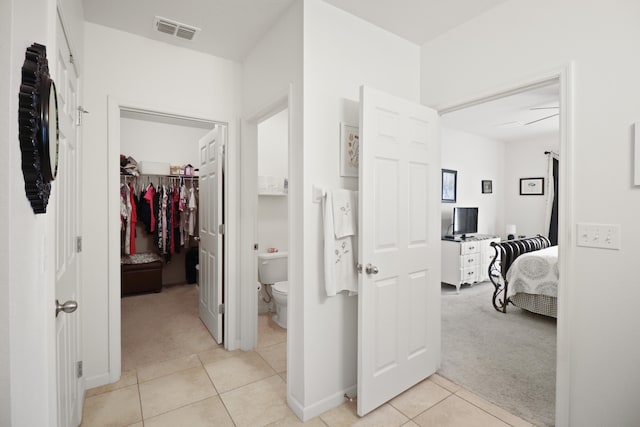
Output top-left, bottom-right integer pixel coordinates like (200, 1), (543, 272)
(287, 391), (305, 420)
(290, 384), (357, 421)
(84, 372), (111, 390)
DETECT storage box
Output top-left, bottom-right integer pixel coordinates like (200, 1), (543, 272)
(121, 253), (163, 296)
(139, 161), (170, 175)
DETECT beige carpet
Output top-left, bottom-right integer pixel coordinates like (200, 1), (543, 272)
(440, 281), (557, 427)
(121, 285), (220, 371)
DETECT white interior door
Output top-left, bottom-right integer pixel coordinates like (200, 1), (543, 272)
(199, 127), (224, 343)
(55, 13), (83, 427)
(357, 86), (441, 416)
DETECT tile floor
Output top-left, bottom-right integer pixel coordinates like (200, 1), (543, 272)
(82, 286), (534, 427)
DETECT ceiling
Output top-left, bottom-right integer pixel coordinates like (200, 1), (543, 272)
(441, 83), (560, 143)
(322, 0), (508, 46)
(83, 0), (552, 142)
(82, 0), (297, 61)
(82, 0), (508, 61)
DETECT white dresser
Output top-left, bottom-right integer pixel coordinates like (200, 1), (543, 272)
(441, 235), (501, 292)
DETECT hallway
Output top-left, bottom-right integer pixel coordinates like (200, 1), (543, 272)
(80, 285), (534, 426)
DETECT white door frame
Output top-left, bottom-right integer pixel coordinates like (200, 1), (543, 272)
(436, 63), (574, 427)
(105, 98), (236, 384)
(239, 90), (290, 350)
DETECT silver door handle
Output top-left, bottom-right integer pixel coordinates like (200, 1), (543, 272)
(56, 300), (78, 317)
(365, 264), (379, 275)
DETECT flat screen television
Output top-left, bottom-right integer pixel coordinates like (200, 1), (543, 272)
(452, 207), (478, 238)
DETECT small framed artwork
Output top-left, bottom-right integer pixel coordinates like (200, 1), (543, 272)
(520, 177), (545, 195)
(441, 169), (457, 203)
(340, 123), (359, 177)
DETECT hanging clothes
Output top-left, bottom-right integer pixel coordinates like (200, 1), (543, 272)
(128, 183), (137, 255)
(121, 183), (132, 254)
(120, 183), (129, 232)
(139, 184), (156, 233)
(155, 186), (163, 253)
(172, 186), (181, 253)
(188, 186), (197, 236)
(180, 183), (187, 245)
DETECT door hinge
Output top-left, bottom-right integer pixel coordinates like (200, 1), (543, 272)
(218, 224), (225, 235)
(76, 361), (83, 378)
(218, 303), (225, 314)
(76, 106), (90, 126)
(69, 53), (75, 65)
(76, 236), (82, 253)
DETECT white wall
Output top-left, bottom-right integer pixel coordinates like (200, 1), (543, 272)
(4, 0), (84, 425)
(421, 0), (640, 425)
(257, 197), (289, 253)
(441, 127), (505, 237)
(258, 109), (289, 253)
(8, 2), (55, 421)
(82, 22), (241, 387)
(301, 0), (421, 417)
(120, 116), (209, 168)
(242, 0), (304, 410)
(258, 109), (289, 178)
(0, 1), (13, 423)
(503, 136), (559, 238)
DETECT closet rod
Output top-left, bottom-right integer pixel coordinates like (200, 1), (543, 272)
(137, 173), (198, 178)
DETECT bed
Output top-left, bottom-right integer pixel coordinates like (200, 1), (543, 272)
(488, 236), (558, 317)
(121, 253), (163, 296)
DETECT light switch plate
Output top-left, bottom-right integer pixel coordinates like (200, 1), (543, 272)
(576, 223), (621, 250)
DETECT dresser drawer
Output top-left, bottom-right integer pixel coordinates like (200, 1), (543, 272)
(460, 242), (480, 255)
(461, 266), (479, 283)
(460, 254), (479, 268)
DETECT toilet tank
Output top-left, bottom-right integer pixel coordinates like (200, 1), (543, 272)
(258, 251), (288, 284)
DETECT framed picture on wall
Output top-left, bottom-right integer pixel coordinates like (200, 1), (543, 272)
(482, 180), (493, 194)
(340, 123), (359, 177)
(520, 177), (545, 195)
(442, 169), (457, 203)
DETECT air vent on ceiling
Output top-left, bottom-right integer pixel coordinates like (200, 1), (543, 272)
(154, 16), (200, 41)
(176, 26), (197, 40)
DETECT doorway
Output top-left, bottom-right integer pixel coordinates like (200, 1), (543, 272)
(238, 94), (290, 351)
(118, 110), (221, 370)
(105, 98), (232, 381)
(255, 107), (289, 353)
(437, 72), (572, 427)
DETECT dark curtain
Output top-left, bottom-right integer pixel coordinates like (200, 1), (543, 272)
(549, 158), (559, 245)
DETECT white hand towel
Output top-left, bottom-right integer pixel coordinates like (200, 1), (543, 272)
(331, 189), (357, 238)
(323, 192), (358, 296)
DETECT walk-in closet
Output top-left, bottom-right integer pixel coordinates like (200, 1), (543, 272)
(118, 109), (219, 370)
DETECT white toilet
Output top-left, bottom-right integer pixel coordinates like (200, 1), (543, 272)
(258, 251), (289, 329)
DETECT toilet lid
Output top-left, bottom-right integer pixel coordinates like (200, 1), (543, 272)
(273, 281), (288, 294)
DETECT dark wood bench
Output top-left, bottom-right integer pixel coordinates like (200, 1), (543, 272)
(121, 253), (163, 296)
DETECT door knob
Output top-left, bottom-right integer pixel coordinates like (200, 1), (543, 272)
(56, 300), (78, 317)
(365, 264), (379, 275)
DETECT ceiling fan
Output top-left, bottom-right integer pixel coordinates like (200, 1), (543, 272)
(525, 106), (559, 125)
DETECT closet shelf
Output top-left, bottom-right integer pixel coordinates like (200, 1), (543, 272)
(258, 191), (287, 196)
(120, 173), (199, 179)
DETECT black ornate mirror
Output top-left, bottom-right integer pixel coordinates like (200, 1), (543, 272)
(18, 43), (59, 214)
